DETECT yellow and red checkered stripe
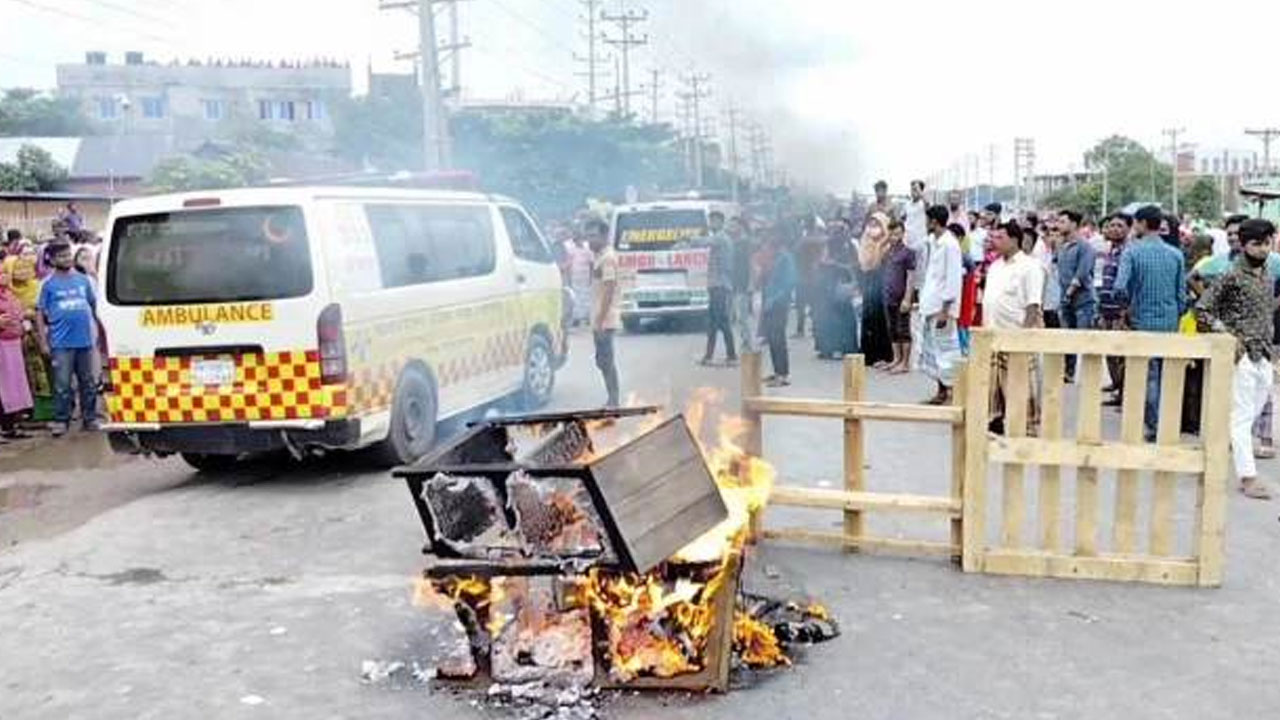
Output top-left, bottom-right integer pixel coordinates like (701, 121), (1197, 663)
(349, 326), (533, 414)
(107, 350), (350, 425)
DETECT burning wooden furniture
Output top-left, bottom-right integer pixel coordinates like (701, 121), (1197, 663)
(397, 407), (744, 692)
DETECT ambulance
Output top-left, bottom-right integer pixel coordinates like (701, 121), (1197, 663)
(610, 199), (740, 332)
(99, 187), (569, 471)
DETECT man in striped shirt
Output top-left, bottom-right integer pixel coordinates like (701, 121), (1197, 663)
(1097, 213), (1133, 406)
(1115, 205), (1186, 441)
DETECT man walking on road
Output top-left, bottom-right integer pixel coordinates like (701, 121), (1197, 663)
(585, 219), (621, 407)
(1115, 205), (1186, 441)
(728, 217), (757, 356)
(37, 242), (98, 436)
(1196, 218), (1278, 500)
(1056, 209), (1098, 382)
(701, 211), (737, 366)
(984, 221), (1044, 434)
(918, 205), (964, 405)
(761, 229), (797, 388)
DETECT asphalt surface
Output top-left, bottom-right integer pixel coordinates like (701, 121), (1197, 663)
(1, 326), (1278, 719)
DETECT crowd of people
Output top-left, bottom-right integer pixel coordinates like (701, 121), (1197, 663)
(0, 202), (105, 445)
(788, 180), (1280, 502)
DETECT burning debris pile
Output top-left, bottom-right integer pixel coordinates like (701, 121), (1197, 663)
(394, 403), (837, 716)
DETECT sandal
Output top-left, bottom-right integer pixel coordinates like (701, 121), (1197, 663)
(1241, 479), (1274, 500)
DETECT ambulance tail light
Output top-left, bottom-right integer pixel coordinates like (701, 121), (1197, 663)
(317, 303), (347, 385)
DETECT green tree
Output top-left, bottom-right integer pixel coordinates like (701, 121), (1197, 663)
(0, 144), (68, 191)
(1040, 182), (1104, 218)
(1082, 135), (1173, 212)
(330, 87), (422, 169)
(451, 111), (685, 219)
(1180, 177), (1221, 222)
(0, 88), (95, 137)
(146, 151), (268, 193)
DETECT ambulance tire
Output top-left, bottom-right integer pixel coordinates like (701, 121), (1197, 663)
(181, 453), (240, 473)
(375, 366), (438, 467)
(518, 333), (556, 410)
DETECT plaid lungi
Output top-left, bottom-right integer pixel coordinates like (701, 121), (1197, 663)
(920, 320), (962, 387)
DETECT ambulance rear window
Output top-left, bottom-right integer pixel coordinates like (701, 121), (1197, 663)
(614, 209), (709, 252)
(108, 206), (312, 305)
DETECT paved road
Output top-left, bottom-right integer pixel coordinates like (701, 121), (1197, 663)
(1, 327), (1278, 719)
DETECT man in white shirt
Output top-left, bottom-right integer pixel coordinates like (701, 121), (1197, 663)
(984, 221), (1045, 434)
(918, 205), (964, 404)
(903, 180), (930, 369)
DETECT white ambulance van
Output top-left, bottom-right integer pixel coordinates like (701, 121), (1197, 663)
(100, 187), (568, 470)
(609, 199), (740, 332)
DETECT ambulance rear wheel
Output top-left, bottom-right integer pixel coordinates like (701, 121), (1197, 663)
(181, 453), (240, 473)
(519, 334), (556, 410)
(375, 367), (438, 466)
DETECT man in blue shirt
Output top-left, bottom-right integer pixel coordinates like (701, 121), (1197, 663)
(1115, 206), (1186, 441)
(1056, 209), (1098, 382)
(37, 242), (99, 436)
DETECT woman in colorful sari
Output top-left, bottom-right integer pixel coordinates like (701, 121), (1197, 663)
(4, 245), (53, 412)
(0, 264), (34, 439)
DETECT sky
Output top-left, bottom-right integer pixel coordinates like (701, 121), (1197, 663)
(2, 0), (1279, 194)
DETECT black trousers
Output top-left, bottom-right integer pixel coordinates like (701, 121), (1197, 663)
(763, 304), (790, 377)
(704, 287), (736, 360)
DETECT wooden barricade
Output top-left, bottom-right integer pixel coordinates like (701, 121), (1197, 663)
(741, 352), (967, 559)
(962, 328), (1235, 587)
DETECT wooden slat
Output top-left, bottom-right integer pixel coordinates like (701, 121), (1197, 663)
(987, 437), (1204, 473)
(741, 397), (964, 424)
(1196, 343), (1235, 586)
(1113, 356), (1150, 553)
(1000, 353), (1031, 549)
(1151, 359), (1188, 557)
(961, 331), (996, 573)
(770, 485), (961, 515)
(1039, 354), (1065, 552)
(763, 528), (959, 556)
(843, 356), (867, 552)
(1075, 354), (1104, 556)
(982, 328), (1218, 359)
(741, 352), (764, 543)
(980, 549), (1199, 586)
(949, 362), (968, 560)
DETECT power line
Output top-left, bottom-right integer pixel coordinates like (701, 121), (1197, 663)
(489, 0), (573, 52)
(77, 0), (176, 28)
(1, 0), (173, 44)
(472, 46), (571, 91)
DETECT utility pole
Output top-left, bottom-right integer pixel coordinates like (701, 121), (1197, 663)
(641, 67), (662, 125)
(438, 0), (471, 105)
(987, 144), (996, 206)
(1013, 137), (1035, 210)
(725, 102), (741, 202)
(1163, 127), (1184, 215)
(382, 0), (452, 170)
(680, 71), (711, 188)
(601, 4), (648, 119)
(573, 0), (607, 115)
(1245, 128), (1280, 176)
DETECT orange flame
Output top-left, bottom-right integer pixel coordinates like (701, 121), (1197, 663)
(733, 611), (791, 669)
